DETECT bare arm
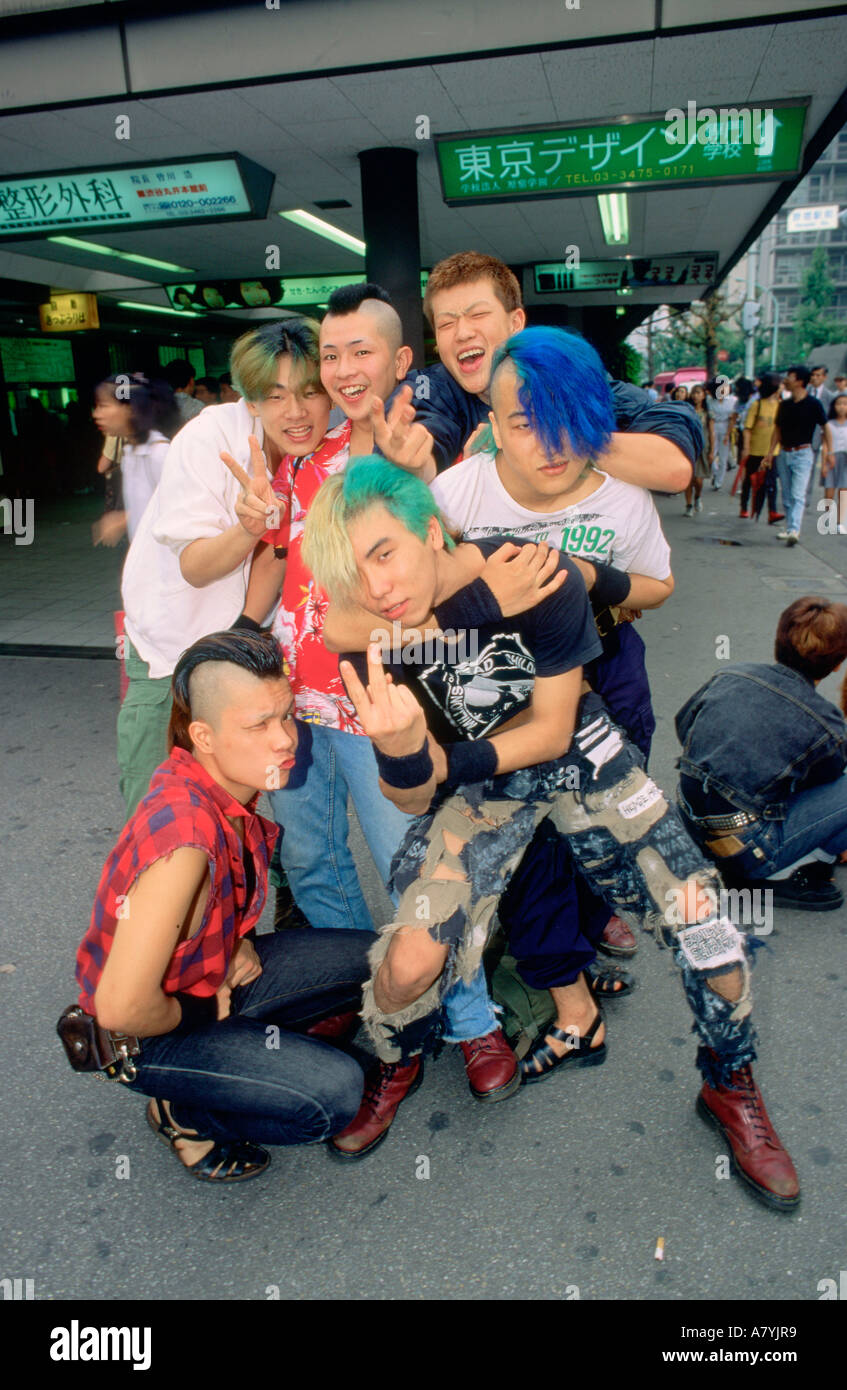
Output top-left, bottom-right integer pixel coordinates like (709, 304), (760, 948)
(623, 571), (674, 610)
(601, 432), (692, 494)
(94, 847), (210, 1035)
(179, 523), (257, 588)
(763, 423), (780, 462)
(572, 556), (673, 612)
(487, 667), (583, 772)
(243, 542), (286, 623)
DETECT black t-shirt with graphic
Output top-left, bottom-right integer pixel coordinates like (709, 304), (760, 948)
(343, 538), (602, 745)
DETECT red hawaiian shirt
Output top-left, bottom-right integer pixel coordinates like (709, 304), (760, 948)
(76, 748), (277, 1010)
(263, 418), (363, 732)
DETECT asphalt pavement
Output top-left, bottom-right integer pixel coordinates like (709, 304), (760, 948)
(1, 479), (846, 1303)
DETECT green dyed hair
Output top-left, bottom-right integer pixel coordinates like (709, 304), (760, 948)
(229, 317), (322, 401)
(301, 455), (455, 601)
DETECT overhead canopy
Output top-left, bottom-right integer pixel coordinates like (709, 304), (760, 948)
(0, 0), (844, 320)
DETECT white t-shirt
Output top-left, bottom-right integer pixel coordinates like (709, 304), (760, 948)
(121, 430), (169, 542)
(122, 400), (270, 679)
(431, 451), (671, 579)
(828, 420), (847, 453)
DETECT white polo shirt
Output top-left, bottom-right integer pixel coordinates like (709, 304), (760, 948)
(122, 400), (269, 679)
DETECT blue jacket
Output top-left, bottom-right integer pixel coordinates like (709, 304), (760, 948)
(401, 363), (704, 474)
(675, 662), (847, 819)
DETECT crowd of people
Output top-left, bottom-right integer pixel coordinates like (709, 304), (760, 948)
(661, 365), (847, 542)
(61, 252), (847, 1218)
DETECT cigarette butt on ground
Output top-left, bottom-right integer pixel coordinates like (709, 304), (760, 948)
(654, 1237), (665, 1261)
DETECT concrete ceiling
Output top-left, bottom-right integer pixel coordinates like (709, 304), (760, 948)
(0, 4), (845, 317)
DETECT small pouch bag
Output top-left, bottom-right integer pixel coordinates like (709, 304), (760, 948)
(57, 1005), (141, 1083)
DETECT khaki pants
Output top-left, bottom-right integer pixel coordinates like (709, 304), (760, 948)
(116, 643), (172, 820)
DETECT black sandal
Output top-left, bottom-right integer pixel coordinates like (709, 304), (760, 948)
(587, 966), (635, 1000)
(146, 1099), (270, 1183)
(519, 1010), (607, 1084)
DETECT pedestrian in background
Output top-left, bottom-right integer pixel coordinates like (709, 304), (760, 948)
(822, 392), (847, 533)
(764, 365), (828, 546)
(163, 359), (204, 429)
(194, 376), (220, 406)
(91, 374), (178, 546)
(739, 372), (785, 524)
(684, 383), (713, 515)
(706, 378), (738, 491)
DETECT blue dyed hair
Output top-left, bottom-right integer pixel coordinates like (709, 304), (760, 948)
(490, 326), (615, 460)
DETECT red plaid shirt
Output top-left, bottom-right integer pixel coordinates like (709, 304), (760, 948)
(76, 748), (277, 1012)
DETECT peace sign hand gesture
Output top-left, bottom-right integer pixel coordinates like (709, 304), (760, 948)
(370, 385), (437, 482)
(220, 434), (284, 537)
(340, 643), (427, 758)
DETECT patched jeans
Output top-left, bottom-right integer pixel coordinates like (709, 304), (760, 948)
(362, 696), (756, 1087)
(270, 722), (498, 1043)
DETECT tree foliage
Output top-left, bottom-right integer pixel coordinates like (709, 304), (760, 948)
(792, 247), (839, 357)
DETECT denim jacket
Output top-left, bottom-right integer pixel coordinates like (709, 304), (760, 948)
(675, 662), (847, 820)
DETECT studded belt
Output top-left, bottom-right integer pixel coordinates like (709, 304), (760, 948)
(690, 809), (759, 832)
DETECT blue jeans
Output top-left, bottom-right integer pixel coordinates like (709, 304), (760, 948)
(270, 722), (497, 1043)
(680, 774), (847, 879)
(126, 930), (371, 1145)
(777, 446), (814, 535)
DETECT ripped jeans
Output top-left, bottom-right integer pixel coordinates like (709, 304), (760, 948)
(362, 696), (756, 1087)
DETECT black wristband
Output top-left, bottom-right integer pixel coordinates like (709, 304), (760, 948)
(174, 991), (218, 1031)
(590, 562), (632, 609)
(435, 577), (502, 628)
(229, 613), (263, 634)
(374, 740), (434, 790)
(444, 738), (498, 789)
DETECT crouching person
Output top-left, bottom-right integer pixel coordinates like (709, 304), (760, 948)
(302, 461), (800, 1212)
(69, 630), (371, 1183)
(676, 596), (847, 909)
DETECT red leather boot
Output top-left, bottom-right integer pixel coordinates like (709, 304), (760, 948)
(697, 1063), (800, 1212)
(328, 1058), (423, 1160)
(460, 1028), (521, 1101)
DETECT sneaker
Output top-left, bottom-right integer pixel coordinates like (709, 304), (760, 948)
(694, 498), (703, 513)
(460, 1028), (521, 1101)
(785, 532), (799, 547)
(697, 1064), (800, 1212)
(775, 529), (792, 540)
(684, 504), (693, 517)
(739, 509), (750, 518)
(768, 511), (785, 525)
(328, 1058), (423, 1160)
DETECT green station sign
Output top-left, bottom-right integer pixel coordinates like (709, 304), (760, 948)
(0, 153), (273, 240)
(435, 101), (808, 205)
